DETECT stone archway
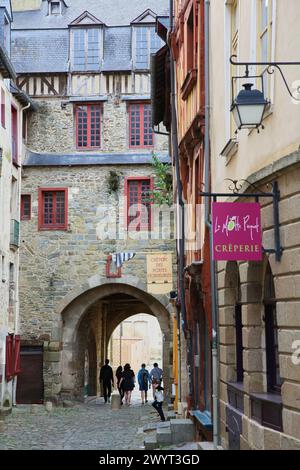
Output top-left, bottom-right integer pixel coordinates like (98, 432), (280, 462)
(56, 275), (173, 401)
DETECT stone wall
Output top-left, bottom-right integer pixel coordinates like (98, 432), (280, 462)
(26, 96), (169, 155)
(20, 164), (176, 341)
(217, 157), (300, 450)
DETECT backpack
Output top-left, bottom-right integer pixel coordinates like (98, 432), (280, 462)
(141, 370), (148, 385)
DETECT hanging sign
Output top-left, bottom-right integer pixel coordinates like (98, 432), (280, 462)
(212, 202), (262, 261)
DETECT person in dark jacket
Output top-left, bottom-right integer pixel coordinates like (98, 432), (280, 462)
(119, 363), (135, 406)
(137, 364), (150, 404)
(99, 359), (114, 403)
(116, 365), (124, 405)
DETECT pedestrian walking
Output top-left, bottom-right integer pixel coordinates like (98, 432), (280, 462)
(119, 363), (135, 406)
(99, 359), (114, 404)
(150, 362), (163, 399)
(116, 365), (124, 405)
(137, 363), (150, 404)
(152, 379), (165, 422)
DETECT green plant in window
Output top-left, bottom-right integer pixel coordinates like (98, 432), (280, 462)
(148, 154), (173, 206)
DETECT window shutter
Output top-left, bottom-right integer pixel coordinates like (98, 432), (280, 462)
(5, 335), (14, 382)
(14, 335), (21, 375)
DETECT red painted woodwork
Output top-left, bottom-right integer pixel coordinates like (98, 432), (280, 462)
(38, 188), (68, 230)
(124, 177), (154, 231)
(5, 335), (13, 382)
(21, 194), (31, 220)
(14, 335), (21, 375)
(76, 104), (101, 149)
(129, 103), (153, 148)
(106, 255), (122, 278)
(16, 346), (44, 404)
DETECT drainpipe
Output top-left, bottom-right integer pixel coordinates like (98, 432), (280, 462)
(169, 0), (186, 403)
(204, 0), (220, 449)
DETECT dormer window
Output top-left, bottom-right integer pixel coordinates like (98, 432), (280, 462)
(134, 26), (162, 70)
(49, 1), (61, 16)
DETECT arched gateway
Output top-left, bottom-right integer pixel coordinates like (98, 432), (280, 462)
(49, 275), (174, 401)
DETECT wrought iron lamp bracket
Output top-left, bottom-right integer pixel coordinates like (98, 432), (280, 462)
(199, 180), (283, 262)
(230, 55), (300, 102)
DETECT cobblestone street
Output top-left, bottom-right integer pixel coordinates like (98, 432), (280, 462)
(0, 395), (160, 450)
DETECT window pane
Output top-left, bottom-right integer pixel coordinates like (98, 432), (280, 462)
(22, 195), (31, 219)
(55, 191), (65, 225)
(73, 29), (86, 70)
(150, 28), (162, 54)
(130, 104), (141, 147)
(136, 27), (149, 68)
(43, 192), (53, 225)
(143, 104), (153, 146)
(87, 28), (100, 70)
(77, 106), (88, 147)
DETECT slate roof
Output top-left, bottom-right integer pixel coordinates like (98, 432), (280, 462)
(11, 28), (69, 73)
(102, 27), (132, 72)
(24, 150), (170, 167)
(12, 0), (169, 29)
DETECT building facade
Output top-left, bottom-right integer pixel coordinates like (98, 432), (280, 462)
(152, 0), (212, 440)
(210, 0), (300, 450)
(0, 0), (34, 412)
(10, 0), (177, 404)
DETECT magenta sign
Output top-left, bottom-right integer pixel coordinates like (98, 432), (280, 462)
(212, 202), (262, 261)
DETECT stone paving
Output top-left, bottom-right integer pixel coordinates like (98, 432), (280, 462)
(0, 395), (162, 450)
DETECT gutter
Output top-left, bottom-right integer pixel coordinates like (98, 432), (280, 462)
(204, 0), (220, 449)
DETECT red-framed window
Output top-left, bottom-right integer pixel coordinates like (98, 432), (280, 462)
(125, 177), (153, 231)
(38, 188), (68, 230)
(106, 255), (122, 278)
(129, 103), (153, 148)
(1, 88), (5, 128)
(21, 195), (31, 221)
(75, 104), (101, 149)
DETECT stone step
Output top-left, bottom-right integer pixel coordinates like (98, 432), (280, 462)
(168, 404), (174, 411)
(144, 436), (158, 450)
(167, 411), (176, 420)
(157, 427), (172, 446)
(170, 419), (195, 445)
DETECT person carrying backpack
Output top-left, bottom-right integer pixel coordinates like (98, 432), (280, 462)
(137, 363), (150, 405)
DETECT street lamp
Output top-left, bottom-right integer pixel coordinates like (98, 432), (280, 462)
(231, 83), (269, 130)
(230, 54), (300, 131)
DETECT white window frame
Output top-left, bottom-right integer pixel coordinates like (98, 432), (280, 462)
(70, 27), (103, 72)
(132, 25), (162, 70)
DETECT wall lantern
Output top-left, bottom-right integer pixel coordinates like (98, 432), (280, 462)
(231, 83), (269, 130)
(230, 55), (300, 132)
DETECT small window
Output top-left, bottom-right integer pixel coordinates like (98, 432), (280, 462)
(21, 195), (31, 221)
(76, 104), (101, 149)
(1, 88), (5, 128)
(135, 26), (162, 69)
(38, 188), (68, 230)
(11, 106), (18, 165)
(126, 178), (152, 231)
(50, 1), (60, 15)
(129, 103), (153, 148)
(1, 255), (6, 282)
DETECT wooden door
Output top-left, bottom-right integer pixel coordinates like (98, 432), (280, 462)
(16, 346), (44, 404)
